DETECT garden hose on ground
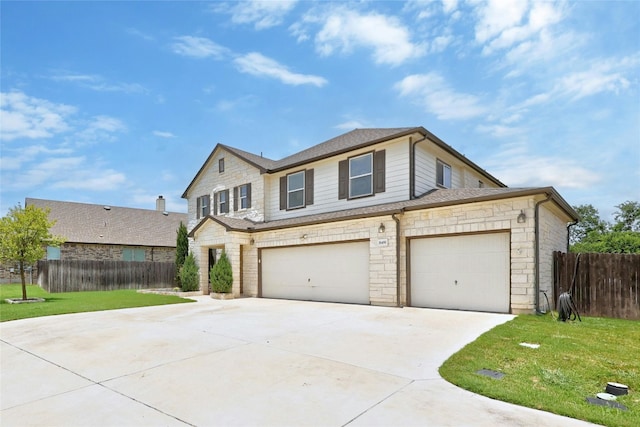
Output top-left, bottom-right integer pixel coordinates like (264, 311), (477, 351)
(557, 253), (582, 322)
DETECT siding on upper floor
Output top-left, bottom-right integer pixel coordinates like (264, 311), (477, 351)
(265, 137), (412, 221)
(186, 148), (264, 231)
(414, 142), (500, 196)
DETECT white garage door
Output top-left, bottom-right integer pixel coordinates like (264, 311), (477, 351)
(261, 241), (370, 304)
(410, 232), (510, 313)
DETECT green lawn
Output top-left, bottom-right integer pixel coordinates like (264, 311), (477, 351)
(440, 314), (640, 427)
(1, 284), (194, 322)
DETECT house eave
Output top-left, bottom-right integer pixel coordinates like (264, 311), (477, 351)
(195, 187), (578, 236)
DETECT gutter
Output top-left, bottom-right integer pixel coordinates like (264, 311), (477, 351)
(409, 136), (428, 199)
(534, 193), (553, 314)
(392, 212), (403, 307)
(566, 219), (578, 251)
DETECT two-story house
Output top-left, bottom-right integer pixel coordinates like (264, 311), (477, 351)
(182, 127), (577, 314)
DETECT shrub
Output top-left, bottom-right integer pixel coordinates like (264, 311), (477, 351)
(180, 253), (199, 292)
(175, 222), (189, 286)
(210, 251), (233, 293)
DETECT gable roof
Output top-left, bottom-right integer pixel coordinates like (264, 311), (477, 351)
(26, 198), (187, 247)
(182, 127), (506, 198)
(189, 187), (578, 236)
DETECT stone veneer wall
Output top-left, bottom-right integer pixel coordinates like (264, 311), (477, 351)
(193, 216), (398, 305)
(191, 195), (570, 313)
(400, 197), (535, 313)
(538, 203), (570, 310)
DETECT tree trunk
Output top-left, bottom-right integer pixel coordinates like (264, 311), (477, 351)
(20, 260), (27, 300)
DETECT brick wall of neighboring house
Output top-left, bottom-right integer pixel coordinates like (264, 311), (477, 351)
(0, 263), (30, 284)
(58, 243), (175, 262)
(0, 244), (176, 284)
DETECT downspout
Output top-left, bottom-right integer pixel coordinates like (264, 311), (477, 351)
(566, 220), (578, 252)
(410, 136), (428, 199)
(534, 193), (553, 314)
(392, 212), (402, 307)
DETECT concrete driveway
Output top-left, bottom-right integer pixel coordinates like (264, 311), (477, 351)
(1, 297), (596, 427)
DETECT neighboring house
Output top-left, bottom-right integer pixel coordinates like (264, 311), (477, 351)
(25, 197), (187, 264)
(182, 127), (578, 314)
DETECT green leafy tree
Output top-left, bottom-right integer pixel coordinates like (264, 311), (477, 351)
(179, 252), (199, 292)
(210, 250), (233, 293)
(571, 230), (640, 254)
(570, 204), (608, 245)
(0, 204), (65, 300)
(175, 222), (188, 286)
(612, 201), (640, 232)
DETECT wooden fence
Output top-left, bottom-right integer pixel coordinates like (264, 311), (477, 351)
(553, 252), (639, 320)
(37, 260), (176, 293)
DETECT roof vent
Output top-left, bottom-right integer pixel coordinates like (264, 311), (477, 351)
(162, 211), (169, 216)
(103, 206), (111, 210)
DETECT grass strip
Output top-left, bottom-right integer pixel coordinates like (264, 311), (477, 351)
(1, 284), (193, 322)
(439, 314), (640, 427)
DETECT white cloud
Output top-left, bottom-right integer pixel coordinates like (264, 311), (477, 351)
(8, 155), (125, 191)
(0, 145), (73, 171)
(304, 6), (424, 66)
(153, 130), (176, 138)
(50, 73), (147, 94)
(335, 120), (367, 130)
(0, 91), (76, 141)
(555, 61), (633, 101)
(476, 123), (523, 138)
(215, 95), (259, 112)
(126, 27), (154, 41)
(442, 0), (458, 15)
(170, 36), (229, 59)
(234, 52), (328, 87)
(488, 154), (601, 189)
(395, 73), (486, 120)
(221, 0), (298, 30)
(474, 0), (530, 45)
(69, 115), (127, 146)
(52, 169), (127, 190)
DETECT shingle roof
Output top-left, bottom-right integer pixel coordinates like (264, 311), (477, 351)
(190, 187), (577, 236)
(270, 128), (418, 171)
(183, 127), (428, 198)
(26, 198), (187, 247)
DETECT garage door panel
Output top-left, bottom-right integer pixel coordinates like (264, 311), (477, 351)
(262, 241), (370, 304)
(410, 233), (510, 313)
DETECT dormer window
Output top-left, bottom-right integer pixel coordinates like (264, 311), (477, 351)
(436, 160), (451, 188)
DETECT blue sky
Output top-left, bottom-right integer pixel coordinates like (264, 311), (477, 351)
(1, 1), (638, 220)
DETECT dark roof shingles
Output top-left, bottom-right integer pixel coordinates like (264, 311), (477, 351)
(26, 198), (187, 247)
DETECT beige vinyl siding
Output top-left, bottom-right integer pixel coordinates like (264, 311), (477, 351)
(415, 144), (435, 195)
(266, 139), (410, 221)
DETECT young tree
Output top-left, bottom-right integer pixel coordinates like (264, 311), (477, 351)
(210, 250), (233, 293)
(0, 204), (65, 300)
(175, 222), (188, 286)
(179, 252), (199, 292)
